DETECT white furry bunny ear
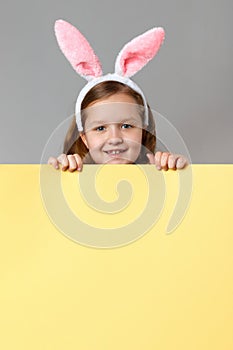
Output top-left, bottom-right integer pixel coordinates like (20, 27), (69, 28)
(54, 20), (102, 81)
(115, 27), (165, 77)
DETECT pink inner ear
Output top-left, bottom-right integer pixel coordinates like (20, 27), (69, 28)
(117, 27), (165, 77)
(55, 20), (102, 78)
(122, 54), (145, 76)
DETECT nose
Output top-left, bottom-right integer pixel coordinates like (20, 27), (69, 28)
(107, 125), (123, 145)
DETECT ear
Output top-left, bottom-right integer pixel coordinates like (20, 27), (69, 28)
(54, 19), (102, 81)
(80, 133), (89, 148)
(115, 27), (165, 78)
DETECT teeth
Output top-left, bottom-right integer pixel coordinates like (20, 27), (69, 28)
(107, 150), (122, 154)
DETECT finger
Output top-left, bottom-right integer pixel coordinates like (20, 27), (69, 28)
(57, 153), (69, 171)
(67, 154), (79, 172)
(160, 152), (170, 171)
(154, 151), (162, 170)
(73, 154), (83, 172)
(146, 153), (155, 164)
(47, 157), (59, 169)
(176, 156), (188, 169)
(168, 154), (178, 170)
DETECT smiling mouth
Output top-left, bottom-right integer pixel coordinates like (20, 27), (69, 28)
(105, 149), (127, 155)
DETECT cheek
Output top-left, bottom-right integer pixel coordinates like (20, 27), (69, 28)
(85, 133), (103, 150)
(130, 129), (143, 144)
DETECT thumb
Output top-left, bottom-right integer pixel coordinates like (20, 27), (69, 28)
(146, 153), (155, 164)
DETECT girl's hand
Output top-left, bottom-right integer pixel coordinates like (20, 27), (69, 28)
(48, 153), (83, 172)
(146, 152), (188, 171)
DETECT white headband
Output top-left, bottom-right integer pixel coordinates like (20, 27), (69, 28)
(54, 20), (165, 132)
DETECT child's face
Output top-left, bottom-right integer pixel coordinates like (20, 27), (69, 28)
(80, 93), (143, 164)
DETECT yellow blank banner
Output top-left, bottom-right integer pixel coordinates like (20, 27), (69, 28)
(0, 165), (232, 349)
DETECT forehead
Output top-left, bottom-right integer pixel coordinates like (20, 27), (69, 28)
(84, 101), (143, 128)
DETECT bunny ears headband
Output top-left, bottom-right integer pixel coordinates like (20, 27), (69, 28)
(54, 20), (165, 131)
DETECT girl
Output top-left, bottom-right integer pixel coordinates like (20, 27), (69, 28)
(48, 20), (188, 172)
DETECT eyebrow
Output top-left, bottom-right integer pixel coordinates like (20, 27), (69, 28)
(85, 118), (141, 129)
(86, 120), (108, 128)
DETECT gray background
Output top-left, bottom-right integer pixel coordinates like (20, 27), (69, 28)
(0, 0), (232, 164)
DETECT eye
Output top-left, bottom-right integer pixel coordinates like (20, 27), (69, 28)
(121, 123), (133, 129)
(95, 125), (105, 132)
